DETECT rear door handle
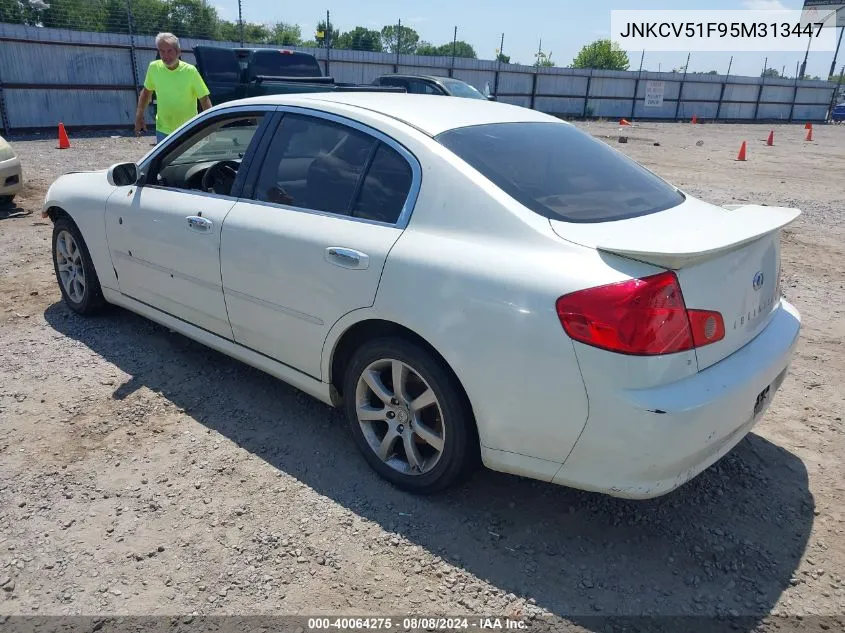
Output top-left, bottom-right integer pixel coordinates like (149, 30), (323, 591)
(326, 247), (369, 270)
(186, 215), (213, 233)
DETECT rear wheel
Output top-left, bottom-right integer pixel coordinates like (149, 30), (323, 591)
(52, 216), (105, 315)
(343, 337), (477, 494)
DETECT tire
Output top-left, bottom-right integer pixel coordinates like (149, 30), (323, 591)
(342, 337), (478, 494)
(0, 195), (13, 207)
(52, 215), (106, 315)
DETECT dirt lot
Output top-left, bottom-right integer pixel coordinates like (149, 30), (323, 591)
(0, 120), (843, 632)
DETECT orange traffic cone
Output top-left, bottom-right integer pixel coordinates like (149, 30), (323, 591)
(57, 123), (70, 149)
(806, 127), (813, 141)
(736, 141), (747, 161)
(804, 121), (812, 130)
(691, 114), (698, 124)
(766, 130), (774, 146)
(619, 118), (631, 126)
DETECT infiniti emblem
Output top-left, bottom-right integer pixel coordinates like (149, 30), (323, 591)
(752, 271), (764, 291)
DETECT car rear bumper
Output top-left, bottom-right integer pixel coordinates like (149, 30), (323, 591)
(0, 155), (22, 196)
(552, 298), (801, 499)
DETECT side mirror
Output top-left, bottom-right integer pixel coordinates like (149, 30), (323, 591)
(107, 162), (138, 187)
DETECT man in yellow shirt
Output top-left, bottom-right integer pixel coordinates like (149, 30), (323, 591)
(134, 32), (212, 143)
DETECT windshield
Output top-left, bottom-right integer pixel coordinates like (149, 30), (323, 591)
(167, 120), (260, 166)
(435, 122), (685, 223)
(440, 78), (487, 99)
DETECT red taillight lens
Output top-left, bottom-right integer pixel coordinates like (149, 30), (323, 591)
(556, 272), (723, 356)
(687, 309), (725, 346)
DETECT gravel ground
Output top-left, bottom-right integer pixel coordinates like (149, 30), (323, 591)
(0, 121), (843, 632)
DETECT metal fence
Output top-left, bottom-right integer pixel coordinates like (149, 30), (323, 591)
(0, 20), (839, 134)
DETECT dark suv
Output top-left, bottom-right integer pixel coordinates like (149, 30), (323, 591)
(371, 74), (493, 100)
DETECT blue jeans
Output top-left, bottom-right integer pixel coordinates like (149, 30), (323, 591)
(156, 130), (167, 144)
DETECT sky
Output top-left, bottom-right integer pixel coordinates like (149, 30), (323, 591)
(223, 0), (845, 79)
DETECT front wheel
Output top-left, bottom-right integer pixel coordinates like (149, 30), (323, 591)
(52, 216), (105, 315)
(343, 337), (477, 494)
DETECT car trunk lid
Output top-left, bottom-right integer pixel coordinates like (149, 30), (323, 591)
(549, 198), (800, 370)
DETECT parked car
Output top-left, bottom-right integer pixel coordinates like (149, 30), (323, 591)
(0, 134), (23, 206)
(41, 93), (801, 499)
(193, 46), (404, 106)
(831, 102), (845, 122)
(371, 74), (492, 100)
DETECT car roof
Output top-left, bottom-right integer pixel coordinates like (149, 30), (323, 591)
(227, 92), (559, 137)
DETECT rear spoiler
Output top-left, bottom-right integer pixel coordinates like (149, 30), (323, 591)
(550, 202), (801, 270)
(594, 204), (801, 269)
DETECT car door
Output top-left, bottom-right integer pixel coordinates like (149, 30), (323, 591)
(220, 109), (420, 379)
(104, 107), (275, 339)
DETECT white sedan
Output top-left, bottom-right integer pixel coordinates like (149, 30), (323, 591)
(42, 93), (801, 498)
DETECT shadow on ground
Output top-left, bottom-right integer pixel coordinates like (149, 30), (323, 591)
(0, 200), (31, 220)
(44, 301), (815, 632)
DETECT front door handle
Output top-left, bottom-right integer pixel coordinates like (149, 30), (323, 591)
(326, 247), (369, 270)
(186, 216), (213, 233)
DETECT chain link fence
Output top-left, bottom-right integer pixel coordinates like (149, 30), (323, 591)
(1, 0), (233, 41)
(0, 0), (840, 133)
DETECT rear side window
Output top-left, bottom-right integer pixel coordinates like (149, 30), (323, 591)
(352, 145), (413, 224)
(250, 113), (414, 224)
(253, 114), (375, 215)
(435, 122), (685, 223)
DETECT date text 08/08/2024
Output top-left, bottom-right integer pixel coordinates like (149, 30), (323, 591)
(307, 617), (527, 630)
(618, 21), (825, 39)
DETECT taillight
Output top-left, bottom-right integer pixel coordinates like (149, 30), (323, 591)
(555, 271), (724, 356)
(687, 309), (725, 347)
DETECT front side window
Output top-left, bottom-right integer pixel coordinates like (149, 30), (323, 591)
(252, 113), (413, 224)
(435, 122), (685, 223)
(150, 114), (265, 196)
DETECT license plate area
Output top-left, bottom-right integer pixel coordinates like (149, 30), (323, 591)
(753, 385), (771, 417)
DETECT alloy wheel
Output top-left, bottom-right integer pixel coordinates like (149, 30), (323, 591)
(355, 358), (446, 476)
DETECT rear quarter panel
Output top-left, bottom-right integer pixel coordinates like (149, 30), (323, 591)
(322, 129), (592, 466)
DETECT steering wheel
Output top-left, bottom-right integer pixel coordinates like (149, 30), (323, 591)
(201, 160), (240, 196)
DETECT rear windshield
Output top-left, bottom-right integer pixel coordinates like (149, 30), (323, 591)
(249, 50), (322, 78)
(435, 122), (685, 223)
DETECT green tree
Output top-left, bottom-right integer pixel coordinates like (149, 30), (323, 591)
(496, 52), (510, 63)
(335, 26), (382, 52)
(415, 40), (476, 58)
(40, 0), (109, 32)
(415, 41), (439, 56)
(164, 0), (219, 39)
(380, 24), (419, 54)
(571, 39), (629, 71)
(761, 68), (781, 78)
(443, 40), (477, 58)
(0, 0), (40, 25)
(125, 0), (170, 35)
(216, 20), (273, 43)
(269, 21), (301, 45)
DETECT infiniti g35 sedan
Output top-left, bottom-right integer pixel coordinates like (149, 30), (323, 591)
(42, 93), (801, 498)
